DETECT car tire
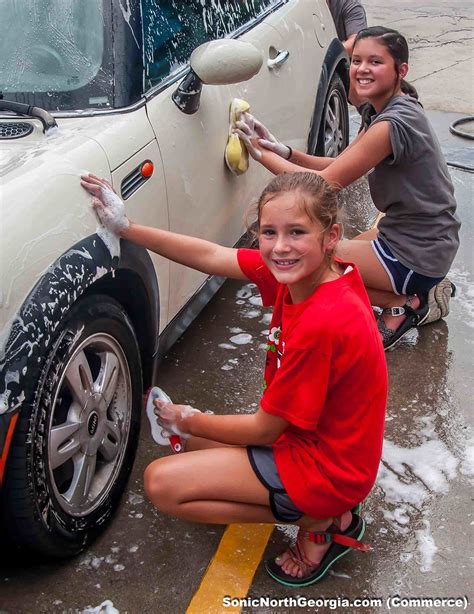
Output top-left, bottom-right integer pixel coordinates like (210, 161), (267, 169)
(2, 295), (142, 557)
(315, 73), (349, 157)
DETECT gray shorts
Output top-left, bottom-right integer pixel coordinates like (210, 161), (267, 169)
(247, 446), (304, 523)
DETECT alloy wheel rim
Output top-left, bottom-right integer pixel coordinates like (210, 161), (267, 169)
(324, 90), (345, 158)
(47, 333), (132, 517)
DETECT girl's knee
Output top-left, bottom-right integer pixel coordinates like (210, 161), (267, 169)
(143, 458), (175, 508)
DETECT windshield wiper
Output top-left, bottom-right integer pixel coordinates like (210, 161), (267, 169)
(0, 94), (58, 133)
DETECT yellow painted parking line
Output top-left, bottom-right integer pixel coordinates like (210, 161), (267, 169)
(186, 523), (274, 614)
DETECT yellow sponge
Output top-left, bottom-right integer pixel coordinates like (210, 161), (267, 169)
(225, 98), (250, 175)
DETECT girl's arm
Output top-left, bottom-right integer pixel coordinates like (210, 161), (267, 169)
(160, 403), (288, 446)
(320, 121), (392, 188)
(81, 173), (247, 280)
(286, 129), (366, 170)
(122, 223), (247, 280)
(184, 407), (288, 446)
(287, 149), (335, 170)
(253, 124), (370, 178)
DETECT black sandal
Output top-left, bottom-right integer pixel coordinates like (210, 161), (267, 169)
(265, 513), (370, 587)
(378, 296), (429, 351)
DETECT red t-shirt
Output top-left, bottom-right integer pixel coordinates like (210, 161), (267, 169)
(237, 248), (388, 518)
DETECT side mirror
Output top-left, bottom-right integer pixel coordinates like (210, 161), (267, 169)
(172, 39), (263, 114)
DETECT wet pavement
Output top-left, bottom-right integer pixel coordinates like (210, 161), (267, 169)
(1, 110), (472, 614)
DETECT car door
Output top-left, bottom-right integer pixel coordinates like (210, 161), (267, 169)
(143, 1), (322, 321)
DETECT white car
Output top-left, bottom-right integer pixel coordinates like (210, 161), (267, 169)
(0, 0), (349, 556)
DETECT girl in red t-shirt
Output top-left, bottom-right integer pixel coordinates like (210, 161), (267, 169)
(81, 171), (387, 587)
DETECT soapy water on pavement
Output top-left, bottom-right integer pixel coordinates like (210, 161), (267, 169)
(229, 333), (253, 345)
(450, 265), (474, 328)
(415, 520), (438, 573)
(81, 600), (119, 614)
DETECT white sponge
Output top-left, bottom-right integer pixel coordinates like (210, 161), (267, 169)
(145, 387), (201, 453)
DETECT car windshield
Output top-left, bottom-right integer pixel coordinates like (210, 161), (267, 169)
(0, 0), (111, 112)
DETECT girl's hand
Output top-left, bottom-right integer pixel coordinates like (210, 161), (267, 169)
(80, 173), (130, 235)
(153, 400), (201, 436)
(238, 113), (291, 160)
(233, 121), (262, 160)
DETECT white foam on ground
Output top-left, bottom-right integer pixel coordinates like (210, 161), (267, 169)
(261, 313), (272, 325)
(249, 295), (263, 307)
(382, 438), (458, 495)
(377, 414), (464, 572)
(229, 333), (253, 345)
(218, 343), (236, 350)
(459, 437), (474, 477)
(240, 309), (260, 319)
(127, 492), (144, 506)
(450, 266), (474, 328)
(236, 285), (253, 299)
(79, 554), (104, 570)
(415, 520), (437, 573)
(81, 600), (119, 614)
(328, 569), (352, 579)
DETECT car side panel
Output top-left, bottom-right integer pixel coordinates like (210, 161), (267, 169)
(252, 0), (327, 150)
(145, 24), (278, 320)
(111, 140), (170, 331)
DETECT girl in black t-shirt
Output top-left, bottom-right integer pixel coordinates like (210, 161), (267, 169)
(236, 27), (459, 351)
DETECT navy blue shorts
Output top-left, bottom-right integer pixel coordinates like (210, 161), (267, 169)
(371, 237), (443, 296)
(247, 446), (303, 523)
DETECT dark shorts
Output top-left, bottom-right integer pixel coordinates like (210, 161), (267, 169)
(372, 237), (443, 296)
(247, 446), (303, 523)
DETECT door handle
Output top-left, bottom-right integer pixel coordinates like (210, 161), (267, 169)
(267, 49), (290, 69)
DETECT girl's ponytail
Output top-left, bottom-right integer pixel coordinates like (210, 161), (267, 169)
(400, 78), (418, 100)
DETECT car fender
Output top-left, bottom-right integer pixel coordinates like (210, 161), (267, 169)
(0, 235), (159, 465)
(307, 37), (350, 154)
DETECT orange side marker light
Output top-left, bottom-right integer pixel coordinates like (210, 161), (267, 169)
(141, 161), (154, 178)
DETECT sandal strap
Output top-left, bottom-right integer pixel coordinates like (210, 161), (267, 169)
(382, 294), (424, 318)
(381, 304), (417, 317)
(304, 522), (372, 552)
(306, 529), (372, 552)
(381, 305), (405, 316)
(288, 543), (318, 575)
